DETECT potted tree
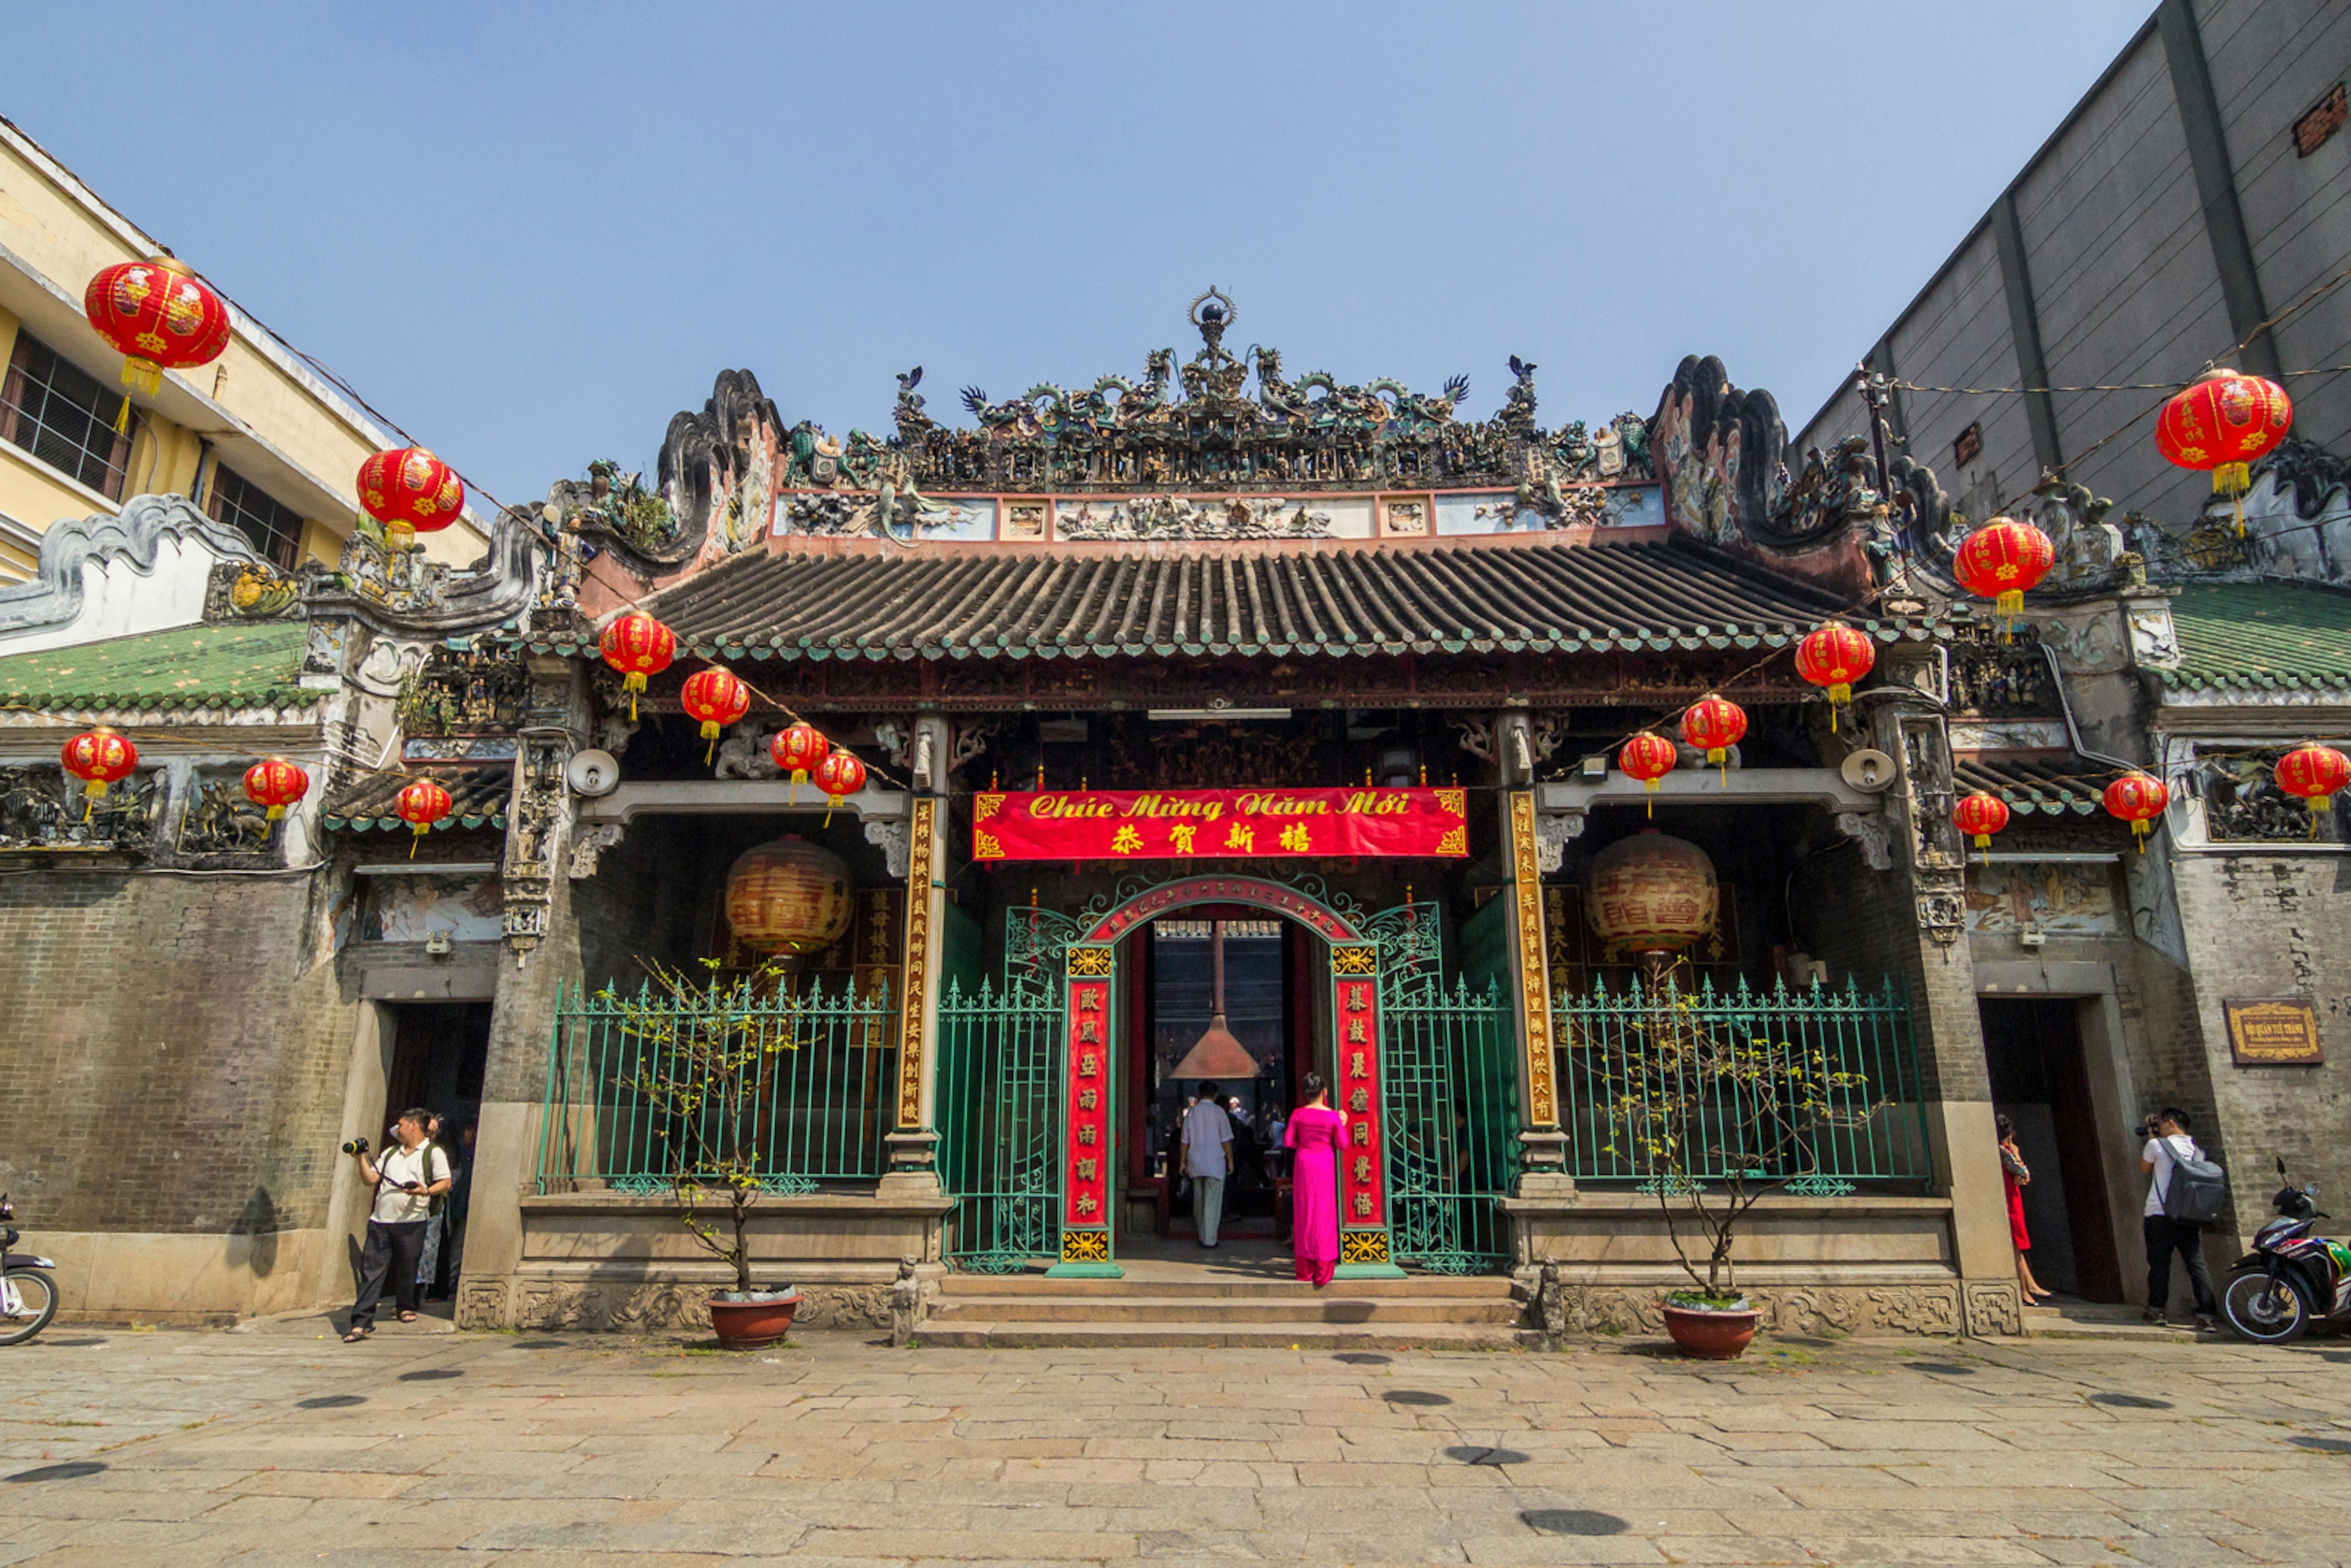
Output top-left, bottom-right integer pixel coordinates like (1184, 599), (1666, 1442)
(608, 957), (804, 1349)
(1590, 961), (1884, 1359)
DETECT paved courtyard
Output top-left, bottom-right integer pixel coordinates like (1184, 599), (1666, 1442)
(7, 1318), (2351, 1566)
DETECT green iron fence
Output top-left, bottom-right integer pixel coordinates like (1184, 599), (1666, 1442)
(1554, 975), (1932, 1191)
(1382, 974), (1520, 1272)
(537, 974), (899, 1194)
(936, 974), (1063, 1270)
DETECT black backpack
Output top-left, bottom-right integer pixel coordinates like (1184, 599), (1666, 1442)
(2158, 1136), (2229, 1226)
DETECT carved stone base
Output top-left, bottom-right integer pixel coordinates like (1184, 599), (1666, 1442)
(1513, 1274), (2022, 1340)
(459, 1275), (897, 1334)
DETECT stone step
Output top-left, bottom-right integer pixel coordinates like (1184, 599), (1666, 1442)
(912, 1319), (1530, 1351)
(927, 1294), (1525, 1326)
(939, 1275), (1513, 1300)
(2023, 1305), (2199, 1342)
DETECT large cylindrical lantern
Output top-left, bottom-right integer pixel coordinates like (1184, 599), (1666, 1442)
(1952, 517), (2055, 626)
(1679, 694), (1747, 781)
(241, 757), (310, 820)
(83, 256), (232, 397)
(2274, 742), (2350, 838)
(358, 447), (465, 549)
(1585, 829), (1718, 959)
(2102, 772), (2169, 853)
(681, 666), (751, 763)
(1796, 621), (1876, 728)
(394, 777), (453, 859)
(61, 726), (138, 812)
(2156, 368), (2292, 500)
(1953, 790), (2011, 863)
(599, 612), (675, 721)
(724, 835), (854, 956)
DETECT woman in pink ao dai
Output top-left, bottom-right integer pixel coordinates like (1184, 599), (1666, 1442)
(1283, 1071), (1344, 1287)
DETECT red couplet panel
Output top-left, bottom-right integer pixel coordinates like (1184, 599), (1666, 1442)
(1333, 965), (1386, 1237)
(1065, 972), (1112, 1231)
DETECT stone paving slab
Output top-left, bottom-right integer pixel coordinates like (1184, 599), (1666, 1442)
(6, 1327), (2351, 1563)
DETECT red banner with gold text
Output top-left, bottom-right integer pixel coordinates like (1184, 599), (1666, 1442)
(972, 787), (1468, 861)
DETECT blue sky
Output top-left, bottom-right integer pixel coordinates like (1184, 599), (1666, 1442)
(2, 2), (2153, 511)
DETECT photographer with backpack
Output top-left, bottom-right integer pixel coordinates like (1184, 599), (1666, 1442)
(342, 1108), (451, 1343)
(2141, 1106), (2223, 1330)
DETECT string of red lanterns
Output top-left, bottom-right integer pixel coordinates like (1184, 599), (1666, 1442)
(82, 257), (231, 410)
(2154, 368), (2292, 533)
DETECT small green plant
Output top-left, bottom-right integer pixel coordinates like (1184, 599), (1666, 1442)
(1592, 958), (1886, 1303)
(601, 956), (804, 1297)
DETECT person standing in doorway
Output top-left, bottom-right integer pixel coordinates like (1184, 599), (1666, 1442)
(2141, 1107), (2219, 1329)
(1182, 1081), (1233, 1248)
(1998, 1116), (2052, 1302)
(343, 1108), (451, 1342)
(1284, 1073), (1343, 1288)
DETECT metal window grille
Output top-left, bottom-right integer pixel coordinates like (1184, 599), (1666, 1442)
(206, 462), (303, 569)
(936, 975), (1063, 1270)
(0, 332), (130, 499)
(1383, 975), (1519, 1271)
(537, 973), (899, 1193)
(1555, 974), (1932, 1190)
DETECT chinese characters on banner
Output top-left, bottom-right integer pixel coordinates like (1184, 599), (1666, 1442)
(1065, 974), (1112, 1228)
(973, 787), (1469, 861)
(1335, 972), (1384, 1228)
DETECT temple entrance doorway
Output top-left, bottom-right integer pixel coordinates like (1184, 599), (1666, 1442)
(1979, 997), (2124, 1303)
(1133, 912), (1325, 1247)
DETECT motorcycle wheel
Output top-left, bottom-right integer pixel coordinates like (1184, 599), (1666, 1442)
(2222, 1270), (2311, 1344)
(0, 1269), (58, 1346)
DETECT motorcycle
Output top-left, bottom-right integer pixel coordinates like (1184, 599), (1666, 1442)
(0, 1194), (59, 1346)
(2221, 1158), (2351, 1343)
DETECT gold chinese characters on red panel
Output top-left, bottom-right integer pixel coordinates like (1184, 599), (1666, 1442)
(1065, 961), (1112, 1234)
(1333, 958), (1384, 1227)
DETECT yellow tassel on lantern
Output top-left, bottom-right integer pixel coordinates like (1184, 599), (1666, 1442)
(1706, 746), (1729, 784)
(823, 792), (844, 827)
(2131, 820), (2151, 854)
(119, 358), (163, 397)
(410, 822), (427, 859)
(2311, 795), (2331, 841)
(388, 520), (416, 552)
(623, 670), (647, 722)
(266, 804), (286, 821)
(1643, 777), (1660, 820)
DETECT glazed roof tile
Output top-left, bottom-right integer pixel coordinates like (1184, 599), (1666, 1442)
(2166, 580), (2351, 692)
(1952, 753), (2110, 816)
(594, 538), (1913, 662)
(324, 769), (509, 834)
(0, 621), (312, 713)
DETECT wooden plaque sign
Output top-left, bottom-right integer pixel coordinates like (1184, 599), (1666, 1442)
(2224, 998), (2322, 1066)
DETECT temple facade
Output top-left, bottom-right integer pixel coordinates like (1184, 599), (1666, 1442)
(2, 291), (2344, 1338)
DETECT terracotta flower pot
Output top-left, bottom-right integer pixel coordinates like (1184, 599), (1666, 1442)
(708, 1288), (800, 1349)
(1661, 1304), (1761, 1360)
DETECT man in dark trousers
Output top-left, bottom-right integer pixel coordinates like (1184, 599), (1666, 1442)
(2141, 1106), (2219, 1330)
(343, 1108), (452, 1341)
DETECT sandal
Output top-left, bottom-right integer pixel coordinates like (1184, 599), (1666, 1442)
(342, 1326), (373, 1343)
(397, 1311), (418, 1324)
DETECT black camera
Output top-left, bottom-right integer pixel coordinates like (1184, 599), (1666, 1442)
(341, 1136), (370, 1157)
(2134, 1117), (2161, 1140)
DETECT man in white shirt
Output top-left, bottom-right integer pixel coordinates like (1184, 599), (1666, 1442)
(2140, 1106), (2218, 1329)
(343, 1109), (452, 1341)
(1181, 1081), (1234, 1248)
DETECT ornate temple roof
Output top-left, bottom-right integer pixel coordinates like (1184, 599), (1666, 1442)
(0, 621), (312, 715)
(599, 536), (1914, 664)
(2163, 580), (2351, 694)
(1951, 752), (2109, 816)
(324, 768), (510, 835)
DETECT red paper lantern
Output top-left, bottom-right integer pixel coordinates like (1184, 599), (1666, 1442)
(680, 666), (752, 764)
(599, 612), (675, 721)
(241, 757), (310, 821)
(812, 749), (868, 824)
(61, 726), (138, 811)
(1952, 517), (2056, 624)
(357, 447), (465, 549)
(83, 256), (232, 397)
(395, 777), (454, 858)
(2274, 742), (2351, 838)
(1619, 732), (1676, 819)
(2102, 772), (2169, 852)
(1679, 694), (1747, 778)
(770, 722), (830, 793)
(2156, 368), (2292, 497)
(1796, 621), (1876, 727)
(1952, 790), (2011, 860)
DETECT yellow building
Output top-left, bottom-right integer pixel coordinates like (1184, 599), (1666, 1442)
(0, 114), (486, 581)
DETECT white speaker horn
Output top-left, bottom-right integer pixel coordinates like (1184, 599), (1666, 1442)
(566, 749), (621, 797)
(1840, 749), (1897, 793)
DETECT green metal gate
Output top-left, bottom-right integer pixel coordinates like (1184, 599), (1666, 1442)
(936, 906), (1073, 1271)
(1371, 903), (1520, 1273)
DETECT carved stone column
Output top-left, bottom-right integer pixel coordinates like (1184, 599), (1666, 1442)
(880, 713), (950, 1196)
(1495, 710), (1571, 1193)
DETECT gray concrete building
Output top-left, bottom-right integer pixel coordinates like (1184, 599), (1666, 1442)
(1798, 0), (2351, 534)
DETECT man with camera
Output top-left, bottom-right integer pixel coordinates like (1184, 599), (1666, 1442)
(2140, 1107), (2219, 1330)
(342, 1108), (451, 1343)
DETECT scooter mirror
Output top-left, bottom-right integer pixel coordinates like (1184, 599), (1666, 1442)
(2278, 1156), (2288, 1175)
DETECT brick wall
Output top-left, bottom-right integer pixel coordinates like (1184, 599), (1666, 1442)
(0, 869), (354, 1238)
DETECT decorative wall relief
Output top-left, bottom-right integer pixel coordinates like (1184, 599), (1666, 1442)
(1964, 862), (2120, 936)
(1055, 493), (1341, 541)
(1896, 712), (1964, 944)
(0, 765), (163, 853)
(176, 773), (277, 857)
(361, 872), (504, 943)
